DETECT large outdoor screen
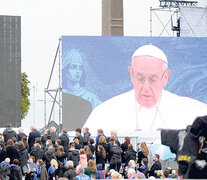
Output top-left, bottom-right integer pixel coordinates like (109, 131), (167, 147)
(62, 36), (207, 132)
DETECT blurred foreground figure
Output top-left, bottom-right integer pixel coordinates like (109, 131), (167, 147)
(161, 115), (207, 179)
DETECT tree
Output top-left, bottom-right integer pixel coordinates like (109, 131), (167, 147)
(21, 72), (30, 119)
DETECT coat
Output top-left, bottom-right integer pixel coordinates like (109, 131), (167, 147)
(139, 165), (148, 177)
(17, 132), (27, 142)
(137, 150), (147, 167)
(44, 150), (56, 169)
(88, 144), (95, 155)
(10, 164), (22, 180)
(67, 150), (80, 168)
(110, 145), (122, 165)
(35, 165), (48, 180)
(30, 147), (44, 163)
(74, 135), (84, 147)
(83, 132), (91, 145)
(6, 146), (19, 163)
(18, 146), (28, 167)
(28, 129), (41, 152)
(124, 148), (137, 165)
(79, 154), (87, 168)
(3, 128), (17, 144)
(149, 161), (162, 178)
(0, 162), (10, 180)
(63, 167), (76, 180)
(59, 133), (69, 152)
(96, 151), (106, 167)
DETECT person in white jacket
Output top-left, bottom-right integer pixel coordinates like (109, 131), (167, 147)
(84, 45), (207, 133)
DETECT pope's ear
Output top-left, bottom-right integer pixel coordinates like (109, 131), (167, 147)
(128, 66), (134, 83)
(163, 69), (171, 86)
(128, 66), (132, 73)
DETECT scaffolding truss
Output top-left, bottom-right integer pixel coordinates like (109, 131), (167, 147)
(150, 0), (198, 37)
(44, 38), (62, 133)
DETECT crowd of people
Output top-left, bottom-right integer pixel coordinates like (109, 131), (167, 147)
(0, 124), (177, 180)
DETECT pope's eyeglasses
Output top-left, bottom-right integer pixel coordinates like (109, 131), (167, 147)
(132, 68), (168, 85)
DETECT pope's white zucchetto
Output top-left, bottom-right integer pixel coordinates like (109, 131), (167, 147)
(132, 44), (168, 64)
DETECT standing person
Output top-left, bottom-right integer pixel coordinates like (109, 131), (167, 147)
(28, 124), (41, 153)
(109, 140), (122, 172)
(25, 156), (37, 180)
(30, 143), (44, 163)
(17, 127), (27, 142)
(0, 158), (11, 180)
(41, 129), (50, 149)
(59, 129), (69, 152)
(95, 129), (105, 143)
(55, 146), (67, 177)
(67, 143), (80, 168)
(49, 127), (58, 145)
(110, 130), (119, 142)
(95, 164), (105, 179)
(137, 142), (149, 167)
(3, 124), (17, 144)
(74, 128), (84, 147)
(44, 146), (57, 170)
(79, 149), (87, 168)
(75, 165), (90, 180)
(96, 145), (106, 170)
(12, 137), (19, 149)
(63, 161), (76, 180)
(0, 142), (6, 163)
(5, 139), (19, 163)
(84, 146), (94, 162)
(84, 160), (97, 178)
(44, 139), (54, 152)
(121, 137), (130, 165)
(149, 154), (162, 178)
(74, 139), (82, 150)
(88, 138), (95, 155)
(10, 159), (22, 180)
(124, 144), (137, 166)
(83, 127), (91, 146)
(96, 136), (108, 157)
(48, 159), (58, 180)
(17, 141), (28, 168)
(35, 159), (48, 180)
(54, 139), (62, 152)
(108, 136), (118, 162)
(22, 136), (29, 152)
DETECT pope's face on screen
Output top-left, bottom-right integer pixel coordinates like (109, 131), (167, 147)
(66, 62), (83, 83)
(128, 56), (171, 108)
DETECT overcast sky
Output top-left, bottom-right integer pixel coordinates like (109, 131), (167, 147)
(0, 0), (206, 129)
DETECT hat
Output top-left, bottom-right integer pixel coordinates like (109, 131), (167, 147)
(75, 128), (81, 134)
(132, 44), (168, 64)
(62, 49), (83, 69)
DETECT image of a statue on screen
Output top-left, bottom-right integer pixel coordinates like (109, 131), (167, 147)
(62, 49), (101, 109)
